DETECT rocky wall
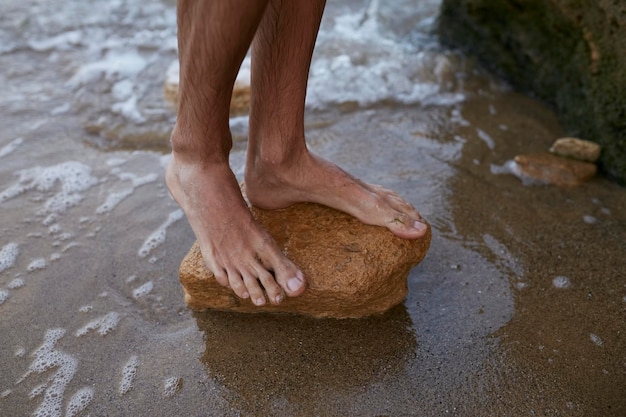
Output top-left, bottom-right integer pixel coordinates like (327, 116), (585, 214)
(438, 0), (626, 184)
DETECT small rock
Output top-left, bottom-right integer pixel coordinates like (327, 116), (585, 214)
(513, 153), (597, 186)
(549, 137), (601, 163)
(163, 59), (250, 115)
(179, 203), (431, 319)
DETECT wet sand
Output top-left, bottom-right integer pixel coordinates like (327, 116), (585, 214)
(1, 0), (625, 416)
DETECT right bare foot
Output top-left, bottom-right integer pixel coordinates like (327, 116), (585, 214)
(166, 153), (305, 306)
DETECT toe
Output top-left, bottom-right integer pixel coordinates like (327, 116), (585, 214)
(242, 272), (267, 306)
(387, 211), (428, 239)
(226, 269), (249, 299)
(212, 267), (230, 288)
(276, 268), (306, 297)
(255, 267), (285, 305)
(259, 251), (306, 298)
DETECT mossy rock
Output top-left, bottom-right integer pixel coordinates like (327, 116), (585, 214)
(438, 0), (626, 184)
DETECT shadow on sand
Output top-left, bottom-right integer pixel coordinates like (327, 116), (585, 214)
(194, 304), (417, 415)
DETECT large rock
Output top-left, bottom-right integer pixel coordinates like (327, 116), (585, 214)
(438, 0), (626, 184)
(179, 203), (431, 319)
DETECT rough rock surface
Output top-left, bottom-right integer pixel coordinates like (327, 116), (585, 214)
(438, 0), (626, 184)
(513, 153), (597, 186)
(179, 203), (432, 319)
(549, 137), (601, 163)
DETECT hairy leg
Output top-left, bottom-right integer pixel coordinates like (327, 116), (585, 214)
(167, 0), (305, 306)
(245, 0), (427, 239)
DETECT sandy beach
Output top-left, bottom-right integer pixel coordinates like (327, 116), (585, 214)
(1, 0), (625, 416)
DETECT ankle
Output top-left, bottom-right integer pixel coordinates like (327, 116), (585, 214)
(170, 124), (232, 165)
(250, 137), (308, 169)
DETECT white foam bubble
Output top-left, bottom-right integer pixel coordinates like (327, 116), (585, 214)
(0, 137), (24, 158)
(67, 49), (148, 89)
(48, 223), (61, 234)
(590, 333), (603, 346)
(97, 172), (158, 214)
(119, 355), (140, 396)
(106, 157), (127, 167)
(29, 383), (47, 399)
(583, 215), (598, 224)
(0, 162), (98, 216)
(138, 209), (184, 258)
(132, 281), (153, 299)
(163, 377), (182, 398)
(0, 242), (19, 273)
(111, 94), (145, 123)
(28, 30), (82, 52)
(96, 188), (134, 214)
(65, 387), (93, 417)
(50, 102), (71, 116)
(552, 276), (571, 289)
(476, 128), (495, 150)
(8, 278), (25, 289)
(28, 258), (47, 272)
(75, 312), (121, 337)
(78, 305), (92, 313)
(42, 214), (57, 227)
(20, 329), (79, 417)
(0, 290), (8, 305)
(0, 389), (11, 398)
(111, 79), (134, 101)
(488, 162), (510, 177)
(61, 242), (79, 253)
(15, 347), (26, 357)
(306, 11), (467, 108)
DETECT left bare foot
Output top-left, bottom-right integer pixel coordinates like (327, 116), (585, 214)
(244, 147), (427, 239)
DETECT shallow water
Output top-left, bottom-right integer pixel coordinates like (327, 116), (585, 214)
(1, 0), (625, 416)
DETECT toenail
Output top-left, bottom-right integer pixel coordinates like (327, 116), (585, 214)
(413, 220), (427, 232)
(242, 291), (249, 299)
(287, 277), (303, 292)
(255, 297), (266, 306)
(275, 294), (284, 304)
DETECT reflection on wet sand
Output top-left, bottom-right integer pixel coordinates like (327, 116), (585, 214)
(196, 306), (417, 415)
(445, 94), (626, 416)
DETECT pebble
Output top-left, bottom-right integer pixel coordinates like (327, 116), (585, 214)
(549, 137), (601, 163)
(513, 153), (597, 186)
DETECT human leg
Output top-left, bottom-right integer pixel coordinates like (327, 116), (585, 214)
(245, 0), (428, 239)
(167, 0), (305, 306)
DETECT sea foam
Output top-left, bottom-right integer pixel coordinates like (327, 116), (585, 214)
(119, 355), (140, 395)
(0, 242), (19, 273)
(19, 329), (79, 417)
(132, 281), (153, 299)
(75, 312), (121, 337)
(138, 209), (184, 258)
(0, 137), (24, 158)
(0, 290), (8, 306)
(0, 161), (98, 216)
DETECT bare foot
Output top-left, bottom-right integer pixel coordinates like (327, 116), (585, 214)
(166, 154), (305, 306)
(244, 149), (428, 239)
